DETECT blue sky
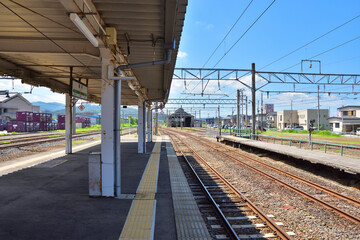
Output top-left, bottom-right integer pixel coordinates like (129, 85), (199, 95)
(2, 0), (360, 118)
(169, 0), (360, 118)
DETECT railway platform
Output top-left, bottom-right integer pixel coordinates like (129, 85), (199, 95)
(217, 135), (360, 175)
(0, 135), (210, 239)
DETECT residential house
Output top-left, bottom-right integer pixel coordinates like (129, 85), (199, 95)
(266, 112), (277, 128)
(277, 109), (329, 130)
(328, 106), (360, 134)
(0, 91), (40, 124)
(277, 110), (298, 129)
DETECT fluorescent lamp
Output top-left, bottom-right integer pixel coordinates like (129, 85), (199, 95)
(70, 13), (99, 47)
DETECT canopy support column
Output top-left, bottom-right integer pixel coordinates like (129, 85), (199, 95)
(65, 93), (72, 154)
(147, 105), (152, 142)
(101, 56), (115, 197)
(138, 99), (146, 153)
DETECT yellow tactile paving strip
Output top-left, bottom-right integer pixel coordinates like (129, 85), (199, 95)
(119, 140), (161, 240)
(165, 136), (211, 240)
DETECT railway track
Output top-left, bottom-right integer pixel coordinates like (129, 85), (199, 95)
(0, 129), (136, 150)
(165, 128), (360, 226)
(166, 130), (295, 239)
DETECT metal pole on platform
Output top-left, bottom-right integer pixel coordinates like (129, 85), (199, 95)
(65, 66), (73, 154)
(251, 63), (256, 139)
(143, 101), (146, 152)
(72, 100), (76, 134)
(155, 102), (159, 134)
(129, 115), (131, 136)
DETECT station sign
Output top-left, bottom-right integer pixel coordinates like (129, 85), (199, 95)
(72, 80), (88, 100)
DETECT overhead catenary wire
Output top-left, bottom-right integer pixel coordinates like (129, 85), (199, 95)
(211, 0), (277, 69)
(186, 1), (275, 96)
(282, 34), (360, 72)
(201, 0), (254, 69)
(259, 13), (360, 70)
(200, 0), (277, 93)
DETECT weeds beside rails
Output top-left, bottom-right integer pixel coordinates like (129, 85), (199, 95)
(280, 129), (341, 137)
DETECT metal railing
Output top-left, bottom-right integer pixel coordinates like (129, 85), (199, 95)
(234, 132), (360, 157)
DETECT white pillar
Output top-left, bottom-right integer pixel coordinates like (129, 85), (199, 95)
(65, 94), (72, 154)
(138, 99), (145, 153)
(147, 105), (152, 142)
(114, 80), (121, 198)
(101, 58), (115, 197)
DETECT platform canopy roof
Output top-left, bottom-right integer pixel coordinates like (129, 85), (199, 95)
(0, 0), (187, 105)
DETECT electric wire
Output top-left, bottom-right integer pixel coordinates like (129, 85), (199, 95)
(259, 13), (360, 70)
(201, 0), (254, 68)
(282, 34), (360, 71)
(211, 0), (277, 69)
(187, 0), (274, 95)
(200, 0), (277, 93)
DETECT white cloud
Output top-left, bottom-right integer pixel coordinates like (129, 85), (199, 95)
(195, 21), (214, 30)
(177, 51), (188, 59)
(0, 79), (65, 104)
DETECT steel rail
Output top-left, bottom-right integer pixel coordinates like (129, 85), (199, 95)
(202, 132), (360, 206)
(0, 132), (100, 150)
(173, 129), (360, 225)
(0, 132), (98, 143)
(165, 130), (294, 240)
(169, 134), (240, 240)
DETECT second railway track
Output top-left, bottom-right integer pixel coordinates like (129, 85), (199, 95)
(0, 128), (137, 150)
(162, 128), (360, 239)
(166, 130), (295, 239)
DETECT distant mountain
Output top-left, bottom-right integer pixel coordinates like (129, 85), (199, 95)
(32, 101), (138, 117)
(32, 101), (64, 113)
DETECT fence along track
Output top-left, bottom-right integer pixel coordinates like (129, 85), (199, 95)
(166, 130), (294, 240)
(170, 128), (360, 225)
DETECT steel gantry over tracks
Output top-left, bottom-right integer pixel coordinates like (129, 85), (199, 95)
(173, 65), (360, 136)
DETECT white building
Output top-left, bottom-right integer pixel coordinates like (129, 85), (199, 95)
(277, 109), (329, 130)
(0, 91), (40, 123)
(328, 106), (360, 134)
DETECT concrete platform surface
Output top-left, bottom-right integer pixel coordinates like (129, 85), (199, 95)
(0, 136), (178, 240)
(218, 135), (360, 175)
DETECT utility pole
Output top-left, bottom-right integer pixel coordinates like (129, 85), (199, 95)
(251, 63), (256, 139)
(180, 105), (183, 130)
(257, 100), (260, 131)
(245, 95), (248, 132)
(260, 92), (263, 134)
(290, 99), (293, 129)
(241, 89), (243, 130)
(199, 110), (201, 127)
(237, 89), (240, 131)
(218, 105), (221, 136)
(317, 85), (320, 130)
